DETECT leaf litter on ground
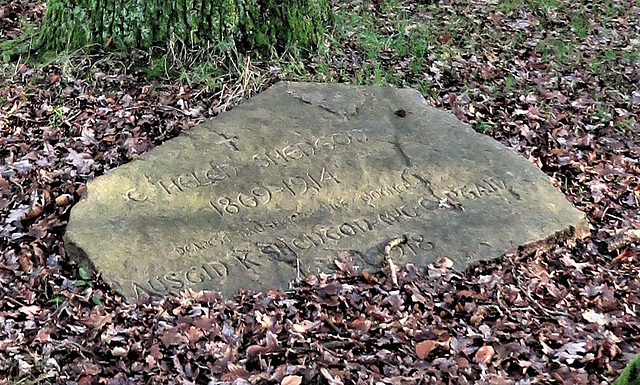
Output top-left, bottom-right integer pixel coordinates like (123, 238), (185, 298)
(1, 0), (639, 383)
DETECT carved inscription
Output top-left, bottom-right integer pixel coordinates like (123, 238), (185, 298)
(125, 130), (364, 204)
(278, 166), (341, 197)
(126, 161), (239, 202)
(236, 213), (304, 239)
(360, 182), (412, 205)
(253, 130), (367, 168)
(151, 173), (511, 296)
(208, 165), (341, 220)
(443, 178), (508, 201)
(164, 172), (510, 271)
(156, 162), (239, 196)
(132, 261), (229, 299)
(317, 232), (436, 270)
(208, 185), (273, 218)
(254, 175), (509, 263)
(173, 231), (231, 258)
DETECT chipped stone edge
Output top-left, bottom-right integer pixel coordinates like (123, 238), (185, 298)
(478, 214), (590, 267)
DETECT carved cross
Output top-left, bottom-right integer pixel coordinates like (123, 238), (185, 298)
(215, 132), (239, 151)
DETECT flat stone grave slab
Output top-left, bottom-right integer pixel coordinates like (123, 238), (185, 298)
(64, 82), (588, 301)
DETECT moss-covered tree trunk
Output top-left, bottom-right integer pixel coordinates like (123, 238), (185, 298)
(614, 351), (640, 385)
(38, 0), (332, 55)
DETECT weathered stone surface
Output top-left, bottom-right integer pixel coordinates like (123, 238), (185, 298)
(64, 82), (588, 301)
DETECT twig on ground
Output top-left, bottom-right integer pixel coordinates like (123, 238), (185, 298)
(383, 235), (407, 287)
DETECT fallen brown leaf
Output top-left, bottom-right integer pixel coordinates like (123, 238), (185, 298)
(416, 340), (438, 359)
(474, 345), (495, 364)
(281, 375), (302, 385)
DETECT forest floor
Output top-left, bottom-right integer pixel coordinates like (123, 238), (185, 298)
(1, 0), (639, 384)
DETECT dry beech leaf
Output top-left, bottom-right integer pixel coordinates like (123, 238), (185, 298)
(148, 344), (163, 360)
(361, 270), (378, 283)
(474, 345), (495, 364)
(19, 305), (40, 317)
(18, 255), (33, 272)
(470, 314), (484, 325)
(582, 309), (609, 325)
(77, 376), (93, 385)
(281, 375), (302, 385)
(55, 194), (73, 206)
(431, 256), (454, 269)
(348, 318), (371, 332)
(611, 247), (636, 264)
(23, 205), (44, 220)
(292, 320), (322, 333)
(626, 229), (640, 241)
(416, 340), (437, 359)
(226, 362), (249, 378)
(34, 328), (50, 343)
(111, 346), (128, 357)
(246, 344), (270, 358)
(320, 368), (343, 385)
